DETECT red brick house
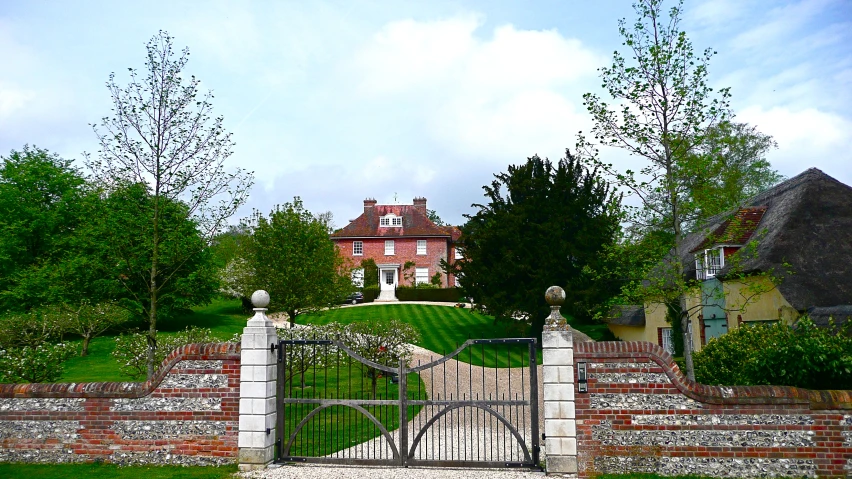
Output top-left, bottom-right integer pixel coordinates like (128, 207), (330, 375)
(331, 197), (461, 299)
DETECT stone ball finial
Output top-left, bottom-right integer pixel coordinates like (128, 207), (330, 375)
(251, 290), (270, 309)
(545, 286), (566, 306)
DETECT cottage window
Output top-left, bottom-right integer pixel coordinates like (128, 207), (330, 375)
(454, 247), (463, 259)
(380, 214), (402, 227)
(417, 240), (427, 255)
(695, 247), (724, 280)
(415, 267), (429, 284)
(385, 240), (395, 255)
(659, 328), (674, 354)
(353, 241), (363, 256)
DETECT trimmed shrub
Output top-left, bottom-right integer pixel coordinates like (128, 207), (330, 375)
(694, 316), (852, 389)
(395, 287), (465, 302)
(362, 285), (380, 303)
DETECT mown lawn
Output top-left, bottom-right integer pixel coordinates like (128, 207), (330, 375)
(0, 463), (238, 479)
(40, 298), (609, 381)
(297, 303), (610, 368)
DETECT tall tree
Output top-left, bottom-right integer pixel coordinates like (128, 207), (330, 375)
(580, 0), (732, 379)
(238, 198), (353, 326)
(449, 152), (620, 339)
(87, 31), (253, 378)
(0, 146), (88, 311)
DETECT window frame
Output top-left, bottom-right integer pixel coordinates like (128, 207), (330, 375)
(415, 267), (429, 284)
(417, 240), (427, 255)
(385, 240), (395, 255)
(695, 246), (726, 280)
(352, 241), (363, 256)
(380, 214), (402, 227)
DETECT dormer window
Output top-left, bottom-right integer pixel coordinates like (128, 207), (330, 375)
(695, 247), (725, 280)
(380, 214), (402, 227)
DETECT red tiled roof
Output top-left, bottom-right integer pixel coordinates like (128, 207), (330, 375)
(690, 206), (767, 253)
(330, 204), (454, 238)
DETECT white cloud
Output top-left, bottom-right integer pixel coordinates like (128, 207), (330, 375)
(345, 16), (602, 164)
(732, 0), (836, 51)
(738, 105), (852, 180)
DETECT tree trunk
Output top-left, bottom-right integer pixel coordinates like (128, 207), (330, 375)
(81, 334), (92, 356)
(288, 310), (297, 328)
(680, 306), (695, 382)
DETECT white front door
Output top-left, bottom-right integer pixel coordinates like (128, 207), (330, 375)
(380, 268), (397, 291)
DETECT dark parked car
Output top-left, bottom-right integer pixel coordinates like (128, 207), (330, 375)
(342, 292), (363, 305)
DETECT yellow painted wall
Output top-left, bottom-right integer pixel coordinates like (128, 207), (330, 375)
(606, 276), (799, 353)
(723, 276), (799, 328)
(606, 302), (670, 346)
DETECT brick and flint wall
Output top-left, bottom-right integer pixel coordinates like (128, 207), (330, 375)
(574, 340), (852, 478)
(0, 342), (240, 465)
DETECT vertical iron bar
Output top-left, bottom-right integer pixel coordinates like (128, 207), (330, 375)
(399, 359), (408, 467)
(529, 340), (540, 466)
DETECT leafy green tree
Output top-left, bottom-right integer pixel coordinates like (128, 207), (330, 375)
(87, 31), (252, 378)
(427, 209), (446, 226)
(449, 152), (620, 339)
(579, 0), (734, 379)
(83, 183), (219, 326)
(688, 121), (782, 224)
(0, 146), (88, 311)
(238, 198), (353, 326)
(61, 302), (132, 357)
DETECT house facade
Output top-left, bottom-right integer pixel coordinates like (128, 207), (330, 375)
(331, 198), (461, 299)
(606, 168), (852, 353)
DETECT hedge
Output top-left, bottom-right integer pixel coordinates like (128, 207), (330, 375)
(395, 287), (466, 302)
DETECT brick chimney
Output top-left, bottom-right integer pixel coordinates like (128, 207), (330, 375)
(363, 198), (377, 213)
(413, 197), (427, 214)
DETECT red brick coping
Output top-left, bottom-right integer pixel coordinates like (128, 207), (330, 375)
(0, 342), (240, 398)
(575, 340), (852, 410)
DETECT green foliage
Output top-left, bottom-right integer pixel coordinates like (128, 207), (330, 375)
(62, 302), (132, 356)
(238, 197), (352, 325)
(394, 287), (464, 302)
(276, 323), (346, 388)
(0, 307), (77, 382)
(111, 326), (220, 380)
(426, 209), (446, 226)
(450, 152), (620, 338)
(342, 319), (420, 399)
(360, 258), (379, 288)
(0, 342), (75, 383)
(362, 285), (380, 303)
(694, 317), (852, 389)
(665, 301), (684, 357)
(85, 183), (219, 322)
(0, 146), (90, 310)
(430, 272), (442, 286)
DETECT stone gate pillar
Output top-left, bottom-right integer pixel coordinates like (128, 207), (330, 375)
(542, 286), (577, 476)
(238, 290), (279, 470)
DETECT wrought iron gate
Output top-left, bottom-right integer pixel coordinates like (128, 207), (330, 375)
(274, 337), (540, 469)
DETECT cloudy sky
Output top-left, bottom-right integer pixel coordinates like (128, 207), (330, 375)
(1, 0), (850, 226)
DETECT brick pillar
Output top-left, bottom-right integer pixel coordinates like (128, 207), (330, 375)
(238, 290), (278, 471)
(542, 286), (577, 476)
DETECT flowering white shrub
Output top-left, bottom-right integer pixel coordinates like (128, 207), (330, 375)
(111, 326), (217, 379)
(0, 342), (75, 383)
